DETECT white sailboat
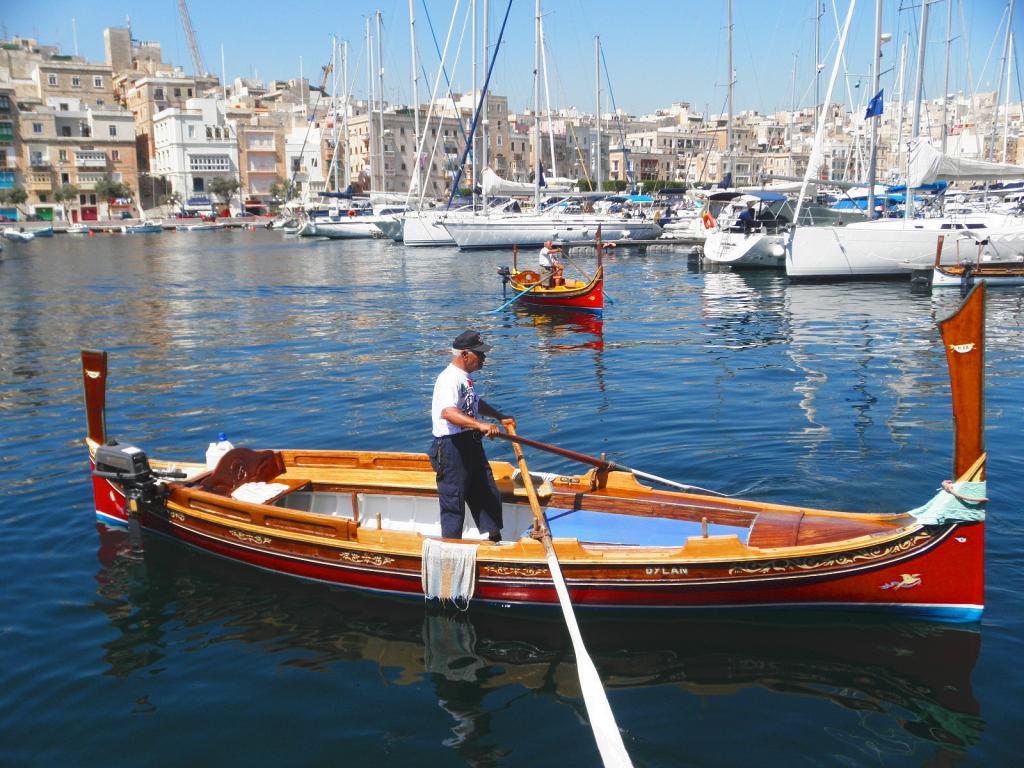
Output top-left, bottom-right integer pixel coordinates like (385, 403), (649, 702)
(786, 0), (1024, 279)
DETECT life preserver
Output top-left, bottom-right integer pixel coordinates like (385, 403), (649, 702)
(348, 209), (356, 218)
(701, 210), (716, 229)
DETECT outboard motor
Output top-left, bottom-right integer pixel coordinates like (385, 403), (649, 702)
(93, 441), (185, 549)
(497, 265), (512, 296)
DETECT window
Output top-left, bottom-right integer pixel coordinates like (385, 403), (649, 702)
(61, 172), (69, 184)
(174, 88), (181, 98)
(71, 76), (81, 88)
(96, 99), (104, 106)
(187, 88), (193, 97)
(59, 102), (69, 111)
(154, 88), (164, 100)
(33, 122), (43, 134)
(497, 134), (503, 147)
(48, 74), (58, 86)
(188, 125), (195, 138)
(59, 150), (67, 161)
(111, 150), (120, 162)
(94, 76), (103, 88)
(108, 125), (117, 137)
(39, 193), (47, 202)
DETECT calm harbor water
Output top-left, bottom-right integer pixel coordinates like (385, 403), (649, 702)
(1, 229), (1022, 766)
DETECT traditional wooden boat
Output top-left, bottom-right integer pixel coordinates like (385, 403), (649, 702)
(498, 238), (605, 314)
(81, 286), (987, 622)
(921, 233), (1024, 288)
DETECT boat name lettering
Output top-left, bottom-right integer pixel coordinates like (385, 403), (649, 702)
(169, 510), (186, 522)
(728, 531), (933, 576)
(646, 567), (689, 576)
(338, 551), (395, 567)
(229, 529), (272, 545)
(949, 343), (976, 354)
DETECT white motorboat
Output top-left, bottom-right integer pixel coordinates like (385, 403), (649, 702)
(2, 227), (35, 243)
(121, 222), (163, 234)
(66, 223), (91, 234)
(704, 193), (866, 269)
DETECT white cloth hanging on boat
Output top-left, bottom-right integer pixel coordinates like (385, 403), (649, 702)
(421, 538), (478, 603)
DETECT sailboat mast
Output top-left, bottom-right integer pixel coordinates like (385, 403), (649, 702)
(814, 0), (821, 124)
(991, 0), (1015, 161)
(941, 0), (953, 154)
(726, 0), (733, 185)
(376, 10), (386, 193)
(366, 18), (374, 193)
(409, 0), (420, 198)
(594, 34), (601, 192)
(895, 34), (908, 172)
(907, 0), (932, 221)
(534, 0), (541, 207)
(343, 41), (351, 189)
(1003, 31), (1015, 162)
(332, 36), (340, 193)
(471, 0), (478, 207)
(482, 0), (490, 209)
(866, 0), (882, 219)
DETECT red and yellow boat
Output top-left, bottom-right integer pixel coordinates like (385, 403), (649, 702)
(81, 286), (987, 621)
(499, 236), (605, 314)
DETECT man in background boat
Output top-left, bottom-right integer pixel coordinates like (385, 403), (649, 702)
(539, 240), (564, 287)
(429, 331), (514, 542)
(737, 200), (756, 235)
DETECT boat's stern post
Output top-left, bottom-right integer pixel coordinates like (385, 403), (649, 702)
(81, 349), (121, 523)
(939, 284), (986, 482)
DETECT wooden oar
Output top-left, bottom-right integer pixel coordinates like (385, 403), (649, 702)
(493, 431), (727, 496)
(484, 282), (538, 314)
(502, 421), (633, 768)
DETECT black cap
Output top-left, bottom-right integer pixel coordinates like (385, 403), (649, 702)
(453, 330), (493, 353)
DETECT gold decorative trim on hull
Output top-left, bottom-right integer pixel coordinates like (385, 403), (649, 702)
(728, 531), (934, 576)
(229, 529), (272, 545)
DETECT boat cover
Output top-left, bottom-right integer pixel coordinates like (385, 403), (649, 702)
(907, 480), (987, 525)
(908, 139), (1024, 188)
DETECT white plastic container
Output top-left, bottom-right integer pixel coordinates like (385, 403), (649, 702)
(205, 432), (235, 470)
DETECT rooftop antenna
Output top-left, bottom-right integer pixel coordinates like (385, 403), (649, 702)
(72, 18), (79, 57)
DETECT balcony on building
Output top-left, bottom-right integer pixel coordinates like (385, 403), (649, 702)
(0, 170), (16, 190)
(75, 150), (107, 168)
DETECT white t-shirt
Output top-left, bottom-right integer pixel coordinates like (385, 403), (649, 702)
(431, 363), (478, 437)
(539, 246), (559, 268)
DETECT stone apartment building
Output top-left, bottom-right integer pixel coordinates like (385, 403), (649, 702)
(0, 35), (140, 221)
(151, 98), (240, 212)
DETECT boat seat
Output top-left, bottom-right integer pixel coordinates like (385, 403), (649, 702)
(195, 447), (287, 497)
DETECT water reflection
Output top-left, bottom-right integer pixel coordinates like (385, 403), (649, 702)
(94, 527), (983, 762)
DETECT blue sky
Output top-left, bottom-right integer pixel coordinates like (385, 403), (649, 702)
(4, 1), (1019, 118)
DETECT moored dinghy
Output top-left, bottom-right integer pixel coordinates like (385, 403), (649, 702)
(81, 285), (987, 621)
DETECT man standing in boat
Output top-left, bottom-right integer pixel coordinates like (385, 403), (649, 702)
(539, 240), (564, 287)
(429, 331), (514, 542)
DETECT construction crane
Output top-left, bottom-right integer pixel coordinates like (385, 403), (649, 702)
(177, 0), (208, 76)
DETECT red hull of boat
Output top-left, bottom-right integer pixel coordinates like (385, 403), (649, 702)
(93, 475), (983, 621)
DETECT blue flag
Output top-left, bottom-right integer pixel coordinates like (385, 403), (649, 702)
(865, 89), (884, 119)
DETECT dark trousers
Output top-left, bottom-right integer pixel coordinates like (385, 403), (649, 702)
(428, 432), (503, 540)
